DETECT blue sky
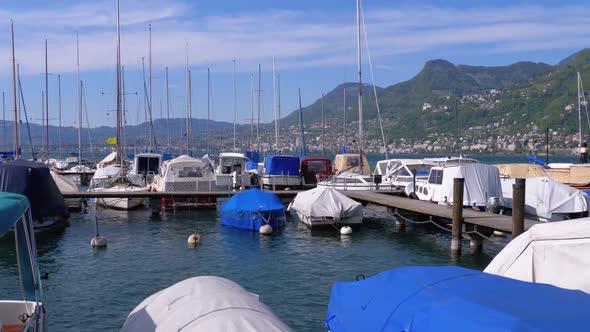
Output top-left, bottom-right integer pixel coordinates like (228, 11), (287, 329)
(0, 0), (588, 129)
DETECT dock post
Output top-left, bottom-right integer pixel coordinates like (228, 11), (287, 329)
(512, 178), (526, 238)
(395, 217), (405, 232)
(451, 177), (464, 257)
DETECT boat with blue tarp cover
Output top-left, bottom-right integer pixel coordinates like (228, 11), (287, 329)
(0, 192), (47, 332)
(325, 265), (590, 332)
(261, 155), (301, 189)
(220, 188), (285, 231)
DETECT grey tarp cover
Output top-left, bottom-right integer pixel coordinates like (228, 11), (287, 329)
(121, 276), (292, 332)
(0, 159), (65, 219)
(291, 186), (363, 220)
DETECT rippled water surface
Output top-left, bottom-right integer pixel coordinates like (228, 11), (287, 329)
(0, 202), (507, 332)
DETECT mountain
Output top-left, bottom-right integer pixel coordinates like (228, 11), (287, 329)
(280, 83), (384, 126)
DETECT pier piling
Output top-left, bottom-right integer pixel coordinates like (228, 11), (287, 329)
(512, 178), (526, 238)
(451, 177), (464, 257)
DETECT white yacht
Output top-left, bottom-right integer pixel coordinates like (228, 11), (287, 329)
(377, 159), (435, 189)
(89, 165), (145, 210)
(128, 152), (163, 188)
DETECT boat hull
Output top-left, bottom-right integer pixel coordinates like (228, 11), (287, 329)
(296, 212), (363, 228)
(96, 197), (144, 210)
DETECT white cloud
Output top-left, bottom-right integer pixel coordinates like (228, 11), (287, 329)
(0, 1), (588, 75)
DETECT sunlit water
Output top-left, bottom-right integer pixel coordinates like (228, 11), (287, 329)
(0, 154), (580, 331)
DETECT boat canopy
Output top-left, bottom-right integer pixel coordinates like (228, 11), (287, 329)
(264, 155), (300, 176)
(436, 163), (503, 206)
(496, 163), (548, 178)
(485, 218), (590, 294)
(333, 154), (370, 174)
(326, 266), (590, 332)
(98, 151), (117, 166)
(0, 159), (66, 220)
(0, 192), (43, 303)
(121, 276), (292, 332)
(300, 157), (332, 184)
(291, 186), (362, 220)
(501, 177), (589, 219)
(221, 189), (285, 231)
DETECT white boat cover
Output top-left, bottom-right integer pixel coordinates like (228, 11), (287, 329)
(154, 155), (215, 192)
(121, 276), (292, 332)
(437, 164), (503, 206)
(98, 151), (117, 166)
(50, 170), (78, 193)
(93, 165), (121, 179)
(291, 186), (363, 220)
(485, 218), (590, 294)
(496, 163), (548, 178)
(501, 177), (589, 220)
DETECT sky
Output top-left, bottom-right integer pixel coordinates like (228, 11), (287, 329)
(0, 0), (589, 129)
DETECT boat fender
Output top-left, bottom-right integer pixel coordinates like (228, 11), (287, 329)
(286, 201), (293, 213)
(340, 226), (353, 235)
(259, 224), (273, 235)
(408, 192), (419, 200)
(250, 174), (259, 186)
(91, 236), (107, 247)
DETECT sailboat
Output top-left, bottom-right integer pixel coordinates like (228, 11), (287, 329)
(317, 0), (400, 192)
(89, 0), (144, 210)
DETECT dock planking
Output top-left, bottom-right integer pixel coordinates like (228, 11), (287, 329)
(340, 191), (539, 233)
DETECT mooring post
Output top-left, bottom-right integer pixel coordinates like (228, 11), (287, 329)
(395, 217), (405, 232)
(512, 178), (526, 238)
(451, 177), (465, 257)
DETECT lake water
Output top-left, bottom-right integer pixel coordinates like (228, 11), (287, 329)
(0, 154), (581, 331)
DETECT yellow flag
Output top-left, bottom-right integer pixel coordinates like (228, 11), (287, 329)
(106, 137), (117, 145)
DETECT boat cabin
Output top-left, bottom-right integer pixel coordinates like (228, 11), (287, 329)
(300, 156), (332, 186)
(132, 153), (163, 176)
(262, 155), (301, 189)
(333, 154), (370, 174)
(215, 153), (249, 189)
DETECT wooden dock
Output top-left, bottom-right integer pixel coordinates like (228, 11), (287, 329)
(62, 190), (303, 199)
(341, 191), (539, 233)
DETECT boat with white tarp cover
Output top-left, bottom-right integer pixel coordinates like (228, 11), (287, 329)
(290, 186), (363, 228)
(121, 276), (292, 332)
(485, 218), (590, 294)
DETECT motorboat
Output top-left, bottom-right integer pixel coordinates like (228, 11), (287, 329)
(425, 155), (479, 166)
(214, 152), (249, 190)
(50, 170), (82, 210)
(151, 155), (216, 209)
(0, 192), (47, 332)
(221, 189), (285, 231)
(127, 152), (163, 188)
(485, 218), (590, 294)
(407, 163), (503, 210)
(325, 265), (590, 332)
(300, 156), (332, 188)
(121, 276), (292, 331)
(0, 159), (69, 232)
(290, 186), (363, 228)
(261, 155), (301, 189)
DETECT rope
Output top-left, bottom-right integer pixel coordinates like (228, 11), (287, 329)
(392, 209), (452, 233)
(464, 230), (502, 243)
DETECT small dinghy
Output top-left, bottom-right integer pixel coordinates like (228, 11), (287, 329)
(121, 276), (292, 332)
(221, 188), (285, 232)
(291, 186), (363, 228)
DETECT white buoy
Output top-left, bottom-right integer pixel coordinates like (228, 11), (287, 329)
(493, 231), (506, 237)
(188, 230), (202, 246)
(91, 217), (107, 248)
(91, 236), (107, 247)
(259, 224), (273, 235)
(340, 226), (353, 235)
(286, 201), (293, 214)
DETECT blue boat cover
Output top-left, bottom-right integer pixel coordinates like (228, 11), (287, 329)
(0, 192), (30, 237)
(326, 266), (590, 332)
(264, 155), (300, 176)
(0, 159), (66, 220)
(221, 189), (285, 231)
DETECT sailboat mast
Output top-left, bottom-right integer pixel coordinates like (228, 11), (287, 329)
(298, 88), (306, 156)
(45, 39), (49, 158)
(273, 56), (278, 153)
(207, 67), (210, 154)
(149, 24), (153, 152)
(116, 0), (122, 166)
(343, 88), (346, 150)
(277, 74), (281, 152)
(166, 66), (170, 149)
(321, 93), (325, 156)
(11, 20), (19, 159)
(578, 72), (583, 146)
(142, 57), (148, 150)
(58, 74), (62, 159)
(2, 92), (5, 152)
(250, 74), (254, 150)
(188, 69), (192, 155)
(357, 0), (364, 167)
(257, 64), (261, 152)
(233, 60), (236, 151)
(185, 43), (191, 155)
(76, 32), (81, 166)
